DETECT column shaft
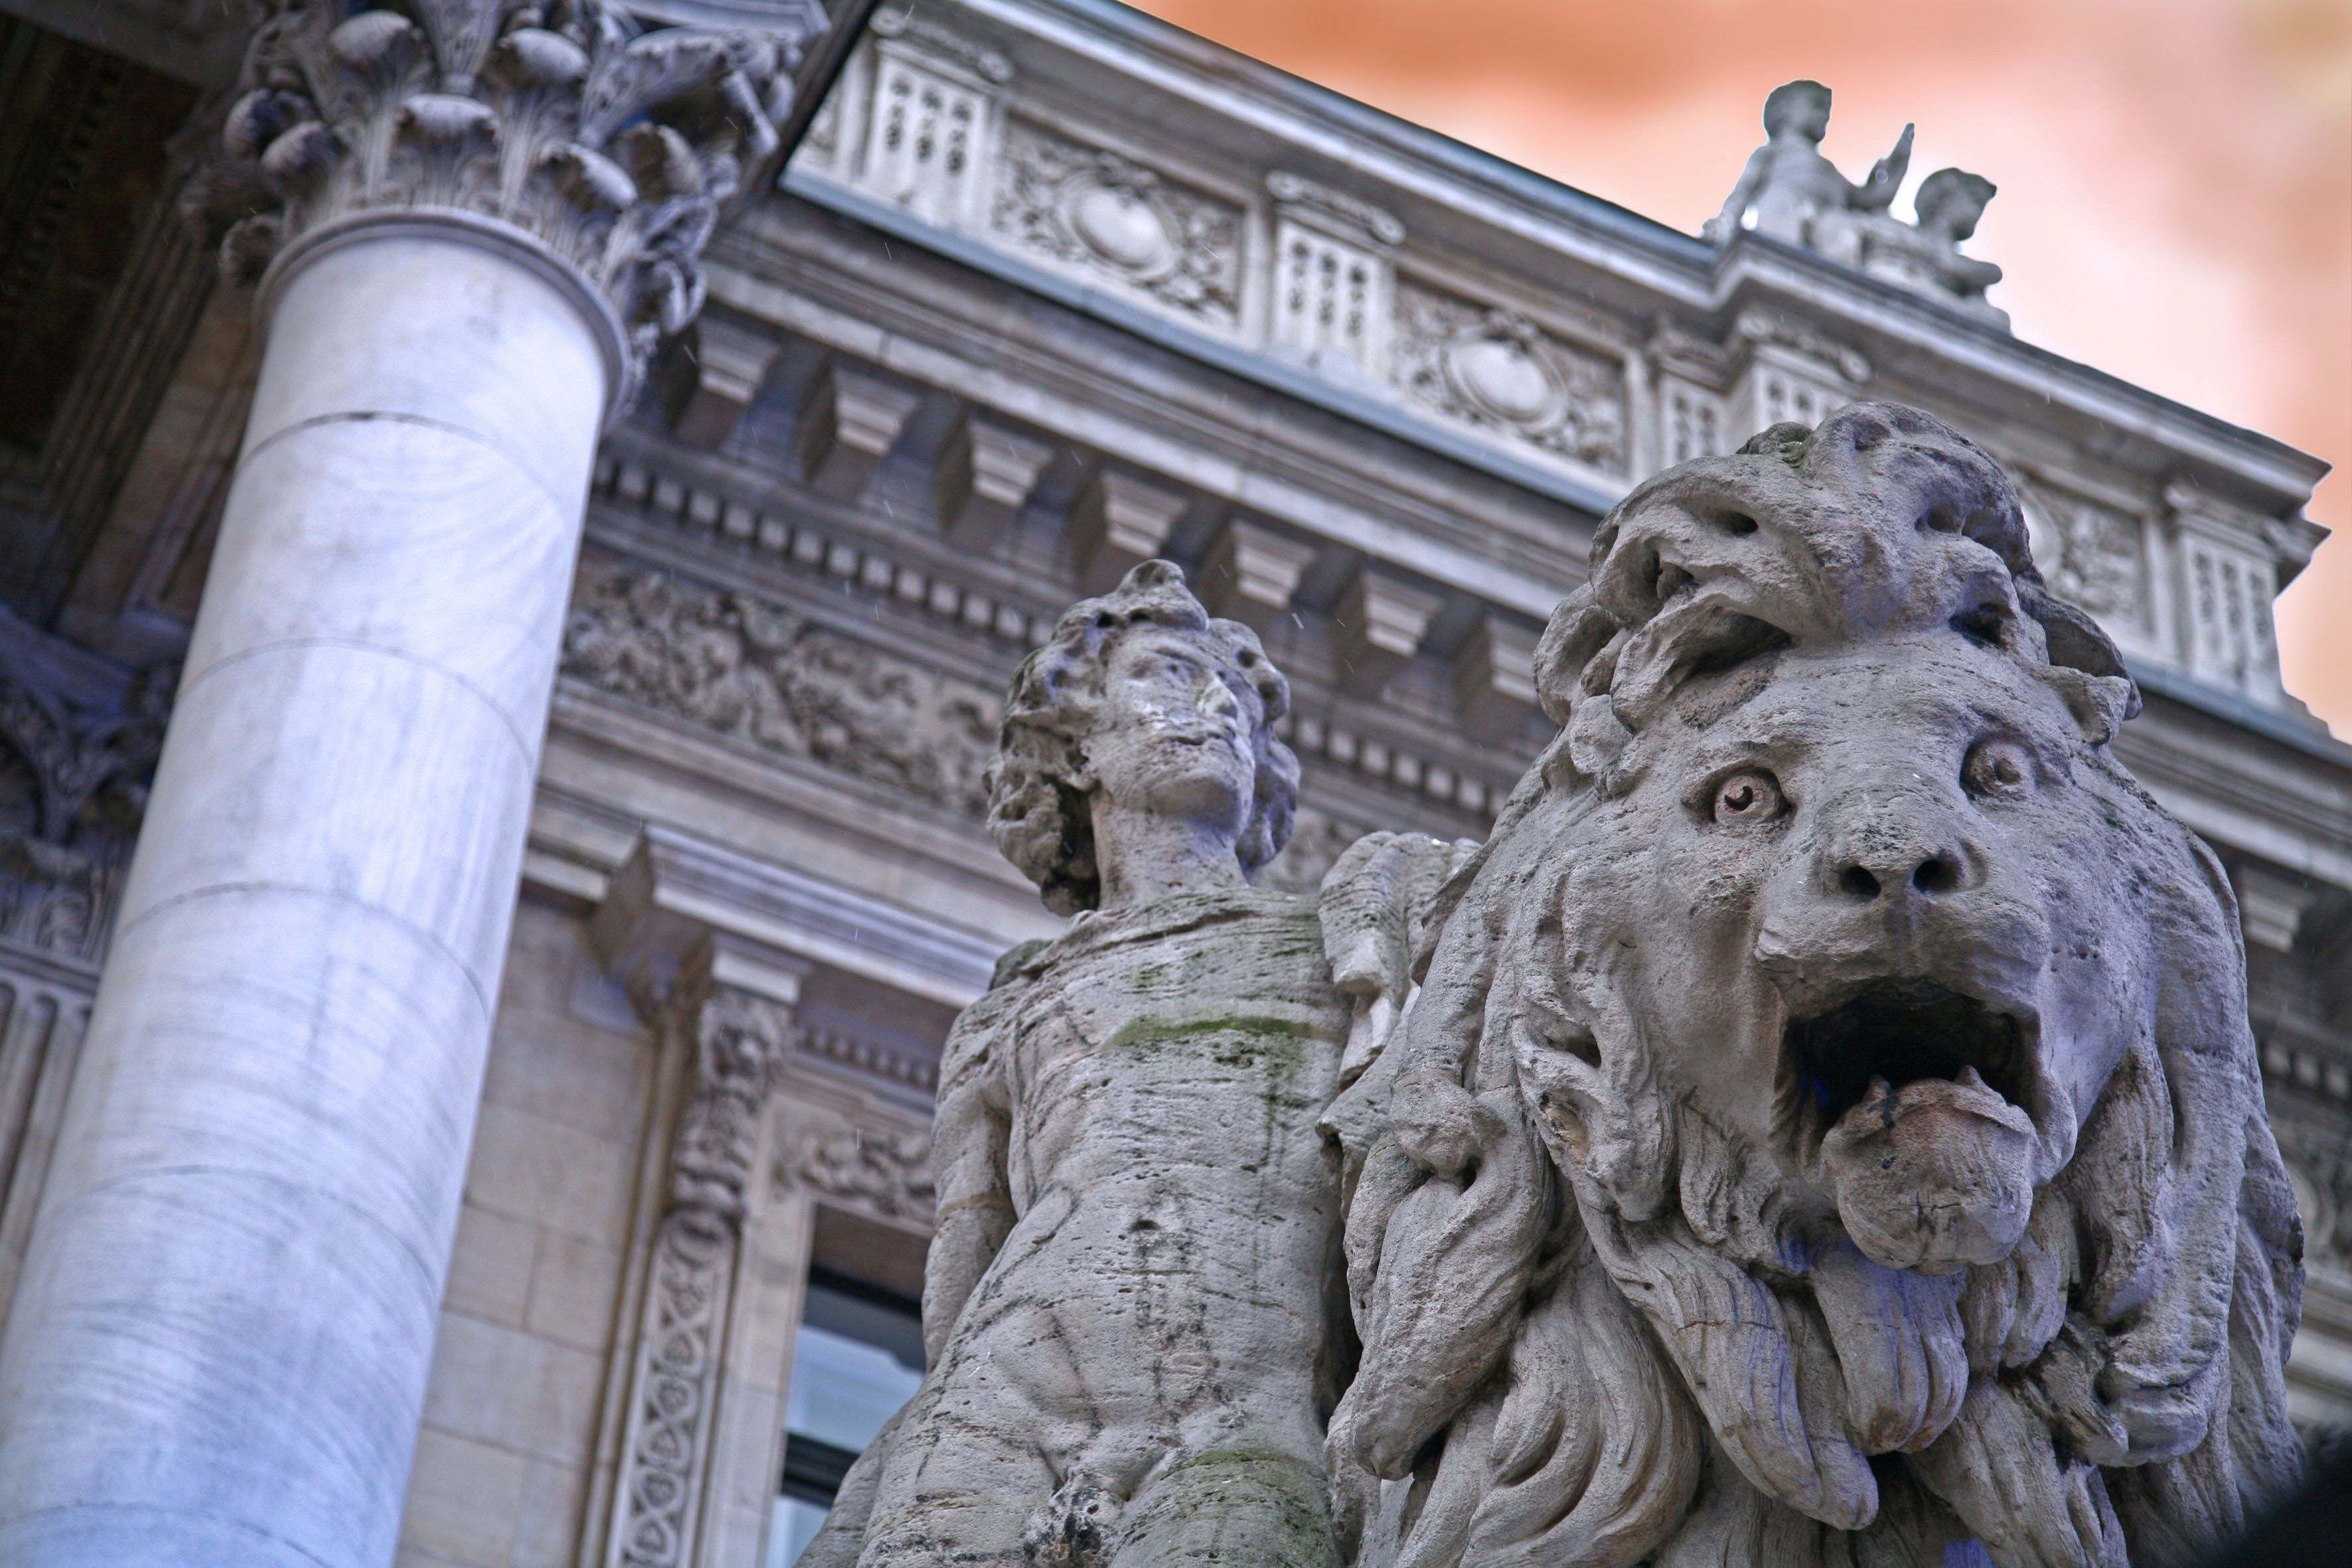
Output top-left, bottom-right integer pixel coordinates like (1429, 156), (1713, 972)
(0, 218), (611, 1568)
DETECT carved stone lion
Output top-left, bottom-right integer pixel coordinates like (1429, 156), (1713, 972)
(1326, 404), (2304, 1566)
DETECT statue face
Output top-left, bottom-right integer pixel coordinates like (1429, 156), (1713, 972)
(1082, 624), (1261, 830)
(1766, 90), (1832, 143)
(1572, 632), (2136, 1270)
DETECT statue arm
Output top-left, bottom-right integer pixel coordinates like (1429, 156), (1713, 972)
(921, 992), (1018, 1366)
(1702, 145), (1772, 242)
(1853, 123), (1914, 211)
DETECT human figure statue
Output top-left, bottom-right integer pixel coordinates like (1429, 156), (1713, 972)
(1853, 167), (2008, 326)
(801, 560), (1458, 1567)
(1702, 80), (1911, 251)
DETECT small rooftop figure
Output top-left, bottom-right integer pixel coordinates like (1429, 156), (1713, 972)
(1705, 82), (2007, 330)
(1701, 80), (1912, 248)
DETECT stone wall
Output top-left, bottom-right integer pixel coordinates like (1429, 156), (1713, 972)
(396, 901), (654, 1568)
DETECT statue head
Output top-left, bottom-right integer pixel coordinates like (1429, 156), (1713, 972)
(1763, 79), (1834, 143)
(987, 560), (1299, 914)
(1913, 167), (1996, 242)
(1331, 404), (2303, 1567)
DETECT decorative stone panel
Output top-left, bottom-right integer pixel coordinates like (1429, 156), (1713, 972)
(1662, 380), (1727, 467)
(991, 120), (1244, 330)
(1267, 172), (1401, 378)
(784, 1117), (936, 1227)
(860, 21), (1008, 229)
(1727, 309), (1869, 441)
(1392, 281), (1628, 474)
(2017, 477), (2159, 660)
(2167, 483), (2290, 703)
(605, 958), (799, 1568)
(2179, 532), (2282, 698)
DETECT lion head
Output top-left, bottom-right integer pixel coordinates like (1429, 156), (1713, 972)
(1327, 404), (2304, 1567)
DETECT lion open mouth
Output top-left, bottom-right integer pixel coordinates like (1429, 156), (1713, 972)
(1780, 979), (2035, 1157)
(1778, 979), (2043, 1269)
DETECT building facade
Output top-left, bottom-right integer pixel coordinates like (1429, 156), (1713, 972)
(0, 2), (2345, 1565)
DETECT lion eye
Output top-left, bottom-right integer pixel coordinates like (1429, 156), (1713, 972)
(1712, 769), (1785, 824)
(1962, 739), (2032, 798)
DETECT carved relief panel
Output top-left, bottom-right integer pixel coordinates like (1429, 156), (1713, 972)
(1728, 312), (1869, 446)
(561, 554), (1001, 821)
(2180, 532), (2282, 698)
(858, 21), (1011, 230)
(2012, 476), (2164, 668)
(1267, 173), (1401, 378)
(1662, 380), (1727, 467)
(1391, 281), (1628, 474)
(991, 121), (1244, 331)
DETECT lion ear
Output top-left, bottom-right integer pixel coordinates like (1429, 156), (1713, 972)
(2039, 668), (2138, 747)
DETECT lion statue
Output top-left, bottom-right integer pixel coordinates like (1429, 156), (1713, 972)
(1323, 402), (2305, 1567)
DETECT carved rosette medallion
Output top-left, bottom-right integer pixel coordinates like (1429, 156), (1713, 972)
(1393, 283), (1627, 473)
(992, 120), (1241, 326)
(611, 976), (795, 1568)
(193, 0), (834, 404)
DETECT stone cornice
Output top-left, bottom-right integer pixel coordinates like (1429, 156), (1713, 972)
(846, 0), (2328, 514)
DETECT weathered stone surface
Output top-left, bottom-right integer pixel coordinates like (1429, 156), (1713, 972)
(803, 562), (1459, 1567)
(1329, 403), (2304, 1566)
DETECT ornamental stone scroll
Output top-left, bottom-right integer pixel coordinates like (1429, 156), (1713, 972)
(603, 938), (805, 1568)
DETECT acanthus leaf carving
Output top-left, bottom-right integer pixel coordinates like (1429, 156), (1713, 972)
(0, 653), (173, 967)
(194, 0), (836, 401)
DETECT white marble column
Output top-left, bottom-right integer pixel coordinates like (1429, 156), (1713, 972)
(0, 3), (836, 1561)
(0, 211), (616, 1568)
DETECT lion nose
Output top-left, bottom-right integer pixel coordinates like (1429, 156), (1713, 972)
(1832, 846), (1966, 903)
(1818, 806), (1976, 908)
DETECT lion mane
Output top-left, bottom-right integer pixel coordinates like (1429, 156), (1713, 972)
(1325, 404), (2304, 1567)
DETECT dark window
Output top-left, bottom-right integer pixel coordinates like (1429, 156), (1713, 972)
(769, 1267), (923, 1565)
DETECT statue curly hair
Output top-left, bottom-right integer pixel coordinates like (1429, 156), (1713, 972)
(986, 560), (1299, 914)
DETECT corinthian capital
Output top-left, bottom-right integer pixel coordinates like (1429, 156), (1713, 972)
(195, 0), (831, 395)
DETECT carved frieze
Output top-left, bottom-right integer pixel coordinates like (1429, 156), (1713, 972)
(1391, 282), (1627, 473)
(785, 1119), (936, 1225)
(991, 120), (1243, 327)
(562, 555), (1000, 819)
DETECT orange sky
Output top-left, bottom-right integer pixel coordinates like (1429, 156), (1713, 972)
(1136, 0), (2352, 734)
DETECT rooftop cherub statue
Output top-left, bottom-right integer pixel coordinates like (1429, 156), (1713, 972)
(1703, 79), (1912, 252)
(801, 560), (1465, 1568)
(1854, 167), (2009, 327)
